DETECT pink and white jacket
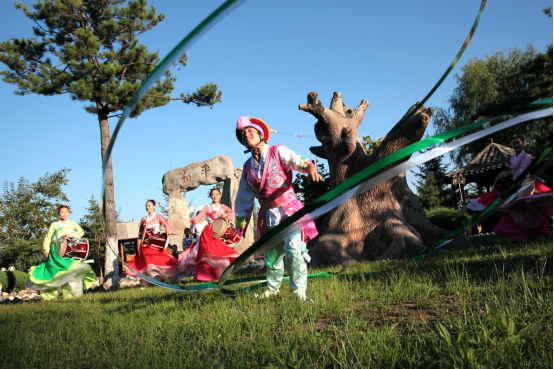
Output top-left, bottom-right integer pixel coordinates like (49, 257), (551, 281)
(139, 213), (173, 247)
(235, 144), (318, 243)
(508, 150), (532, 180)
(191, 203), (234, 225)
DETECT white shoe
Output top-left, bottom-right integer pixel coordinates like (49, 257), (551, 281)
(255, 289), (279, 299)
(294, 292), (313, 303)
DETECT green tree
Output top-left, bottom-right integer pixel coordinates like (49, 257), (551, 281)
(0, 0), (222, 288)
(433, 44), (553, 168)
(362, 135), (381, 155)
(292, 162), (330, 205)
(415, 175), (441, 209)
(80, 192), (123, 276)
(411, 146), (452, 209)
(0, 169), (70, 270)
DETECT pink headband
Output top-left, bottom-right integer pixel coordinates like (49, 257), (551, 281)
(237, 116), (263, 136)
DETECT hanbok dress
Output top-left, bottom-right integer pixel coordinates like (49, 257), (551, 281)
(26, 220), (96, 300)
(178, 204), (239, 281)
(125, 213), (180, 280)
(467, 150), (552, 240)
(235, 144), (318, 297)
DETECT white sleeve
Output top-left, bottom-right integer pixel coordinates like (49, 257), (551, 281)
(276, 146), (311, 173)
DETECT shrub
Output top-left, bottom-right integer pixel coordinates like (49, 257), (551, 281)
(0, 270), (29, 293)
(426, 207), (471, 231)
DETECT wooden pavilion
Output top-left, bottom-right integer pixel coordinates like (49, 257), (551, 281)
(445, 140), (514, 192)
(444, 139), (548, 207)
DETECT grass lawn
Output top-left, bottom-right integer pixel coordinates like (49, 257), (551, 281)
(0, 236), (552, 368)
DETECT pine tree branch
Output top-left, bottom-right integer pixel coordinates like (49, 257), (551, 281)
(144, 95), (187, 101)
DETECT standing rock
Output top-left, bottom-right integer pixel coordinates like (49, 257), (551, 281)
(163, 156), (234, 249)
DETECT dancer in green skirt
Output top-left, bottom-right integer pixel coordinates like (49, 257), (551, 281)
(26, 205), (96, 300)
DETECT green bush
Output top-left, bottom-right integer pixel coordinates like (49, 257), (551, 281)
(425, 207), (471, 231)
(0, 270), (29, 293)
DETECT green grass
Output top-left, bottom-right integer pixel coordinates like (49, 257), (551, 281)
(0, 236), (552, 368)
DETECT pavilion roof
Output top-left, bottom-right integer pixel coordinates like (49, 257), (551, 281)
(445, 142), (517, 187)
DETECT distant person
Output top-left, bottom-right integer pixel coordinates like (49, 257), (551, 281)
(26, 205), (96, 300)
(468, 135), (552, 240)
(182, 228), (195, 251)
(125, 199), (180, 286)
(191, 210), (208, 239)
(178, 187), (239, 281)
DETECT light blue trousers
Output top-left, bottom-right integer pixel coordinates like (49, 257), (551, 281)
(264, 229), (310, 295)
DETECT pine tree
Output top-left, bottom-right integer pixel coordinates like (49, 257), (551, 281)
(411, 146), (451, 209)
(0, 1), (222, 287)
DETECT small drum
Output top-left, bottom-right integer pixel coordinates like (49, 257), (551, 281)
(210, 218), (228, 239)
(55, 238), (89, 260)
(493, 170), (514, 195)
(211, 218), (243, 247)
(143, 225), (168, 248)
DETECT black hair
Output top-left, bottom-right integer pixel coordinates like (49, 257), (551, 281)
(209, 187), (222, 197)
(146, 199), (156, 206)
(184, 228), (191, 234)
(58, 205), (69, 214)
(511, 135), (524, 143)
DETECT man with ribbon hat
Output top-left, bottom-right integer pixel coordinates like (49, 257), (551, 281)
(234, 116), (321, 301)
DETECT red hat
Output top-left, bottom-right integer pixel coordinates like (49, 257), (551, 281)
(236, 117), (270, 145)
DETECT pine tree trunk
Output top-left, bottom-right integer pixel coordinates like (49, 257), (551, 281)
(99, 115), (119, 289)
(301, 92), (470, 266)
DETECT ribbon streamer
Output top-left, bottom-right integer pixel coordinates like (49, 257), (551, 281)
(94, 0), (504, 294)
(386, 0), (487, 136)
(98, 0), (247, 289)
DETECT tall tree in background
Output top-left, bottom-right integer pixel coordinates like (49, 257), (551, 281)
(411, 146), (451, 209)
(433, 43), (553, 169)
(0, 169), (70, 270)
(80, 193), (122, 276)
(0, 0), (222, 288)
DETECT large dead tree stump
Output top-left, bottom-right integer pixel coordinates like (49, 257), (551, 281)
(300, 92), (470, 266)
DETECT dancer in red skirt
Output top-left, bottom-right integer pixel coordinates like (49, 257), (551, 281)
(125, 199), (180, 285)
(468, 135), (552, 240)
(178, 187), (239, 281)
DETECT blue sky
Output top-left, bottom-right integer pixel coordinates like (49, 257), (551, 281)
(1, 0), (552, 222)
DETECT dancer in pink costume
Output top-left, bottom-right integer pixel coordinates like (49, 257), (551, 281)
(468, 135), (552, 240)
(125, 199), (180, 285)
(178, 188), (239, 281)
(234, 116), (321, 301)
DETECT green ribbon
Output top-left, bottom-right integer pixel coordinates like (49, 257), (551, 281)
(387, 0), (487, 136)
(95, 0), (543, 295)
(100, 0), (246, 231)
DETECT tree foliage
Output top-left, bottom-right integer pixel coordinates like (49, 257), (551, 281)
(362, 135), (381, 155)
(433, 44), (553, 168)
(411, 146), (452, 209)
(292, 162), (330, 205)
(0, 169), (71, 270)
(0, 0), (222, 118)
